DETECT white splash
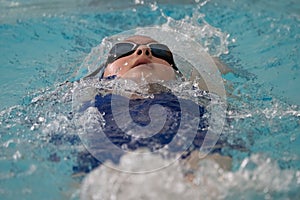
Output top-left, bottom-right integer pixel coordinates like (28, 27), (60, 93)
(80, 153), (299, 200)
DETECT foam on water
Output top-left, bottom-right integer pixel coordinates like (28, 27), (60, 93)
(80, 152), (300, 200)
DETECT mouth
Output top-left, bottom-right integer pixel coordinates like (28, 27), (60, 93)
(132, 58), (151, 68)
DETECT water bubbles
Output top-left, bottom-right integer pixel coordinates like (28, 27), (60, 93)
(30, 123), (39, 131)
(9, 1), (20, 7)
(38, 116), (45, 123)
(31, 95), (43, 103)
(3, 139), (14, 148)
(134, 0), (144, 5)
(290, 133), (297, 142)
(149, 2), (158, 11)
(13, 150), (22, 160)
(296, 171), (300, 184)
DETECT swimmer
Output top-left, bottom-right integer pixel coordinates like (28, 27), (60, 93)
(73, 35), (232, 174)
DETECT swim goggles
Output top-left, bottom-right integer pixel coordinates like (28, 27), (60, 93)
(83, 41), (183, 80)
(106, 42), (180, 71)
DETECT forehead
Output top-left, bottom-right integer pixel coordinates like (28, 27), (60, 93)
(124, 35), (158, 44)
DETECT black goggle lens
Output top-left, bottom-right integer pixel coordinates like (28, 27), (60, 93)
(148, 44), (174, 67)
(106, 43), (136, 64)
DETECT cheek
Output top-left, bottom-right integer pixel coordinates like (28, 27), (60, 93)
(104, 60), (129, 76)
(107, 63), (119, 73)
(156, 65), (176, 80)
(152, 57), (171, 67)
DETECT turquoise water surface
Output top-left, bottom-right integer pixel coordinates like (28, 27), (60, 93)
(0, 0), (299, 199)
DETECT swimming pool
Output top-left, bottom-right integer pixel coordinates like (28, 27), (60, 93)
(0, 0), (299, 199)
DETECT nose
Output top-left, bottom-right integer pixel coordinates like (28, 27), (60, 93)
(135, 45), (152, 57)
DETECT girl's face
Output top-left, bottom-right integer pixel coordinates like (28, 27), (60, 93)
(103, 36), (176, 83)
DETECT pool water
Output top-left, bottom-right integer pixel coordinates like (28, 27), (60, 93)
(0, 0), (300, 199)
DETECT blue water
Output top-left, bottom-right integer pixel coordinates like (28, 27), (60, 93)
(0, 0), (300, 199)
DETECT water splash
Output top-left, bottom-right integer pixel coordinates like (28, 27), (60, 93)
(161, 5), (229, 57)
(80, 152), (300, 200)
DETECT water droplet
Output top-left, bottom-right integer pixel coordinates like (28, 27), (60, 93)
(38, 116), (45, 123)
(290, 133), (296, 142)
(13, 150), (21, 160)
